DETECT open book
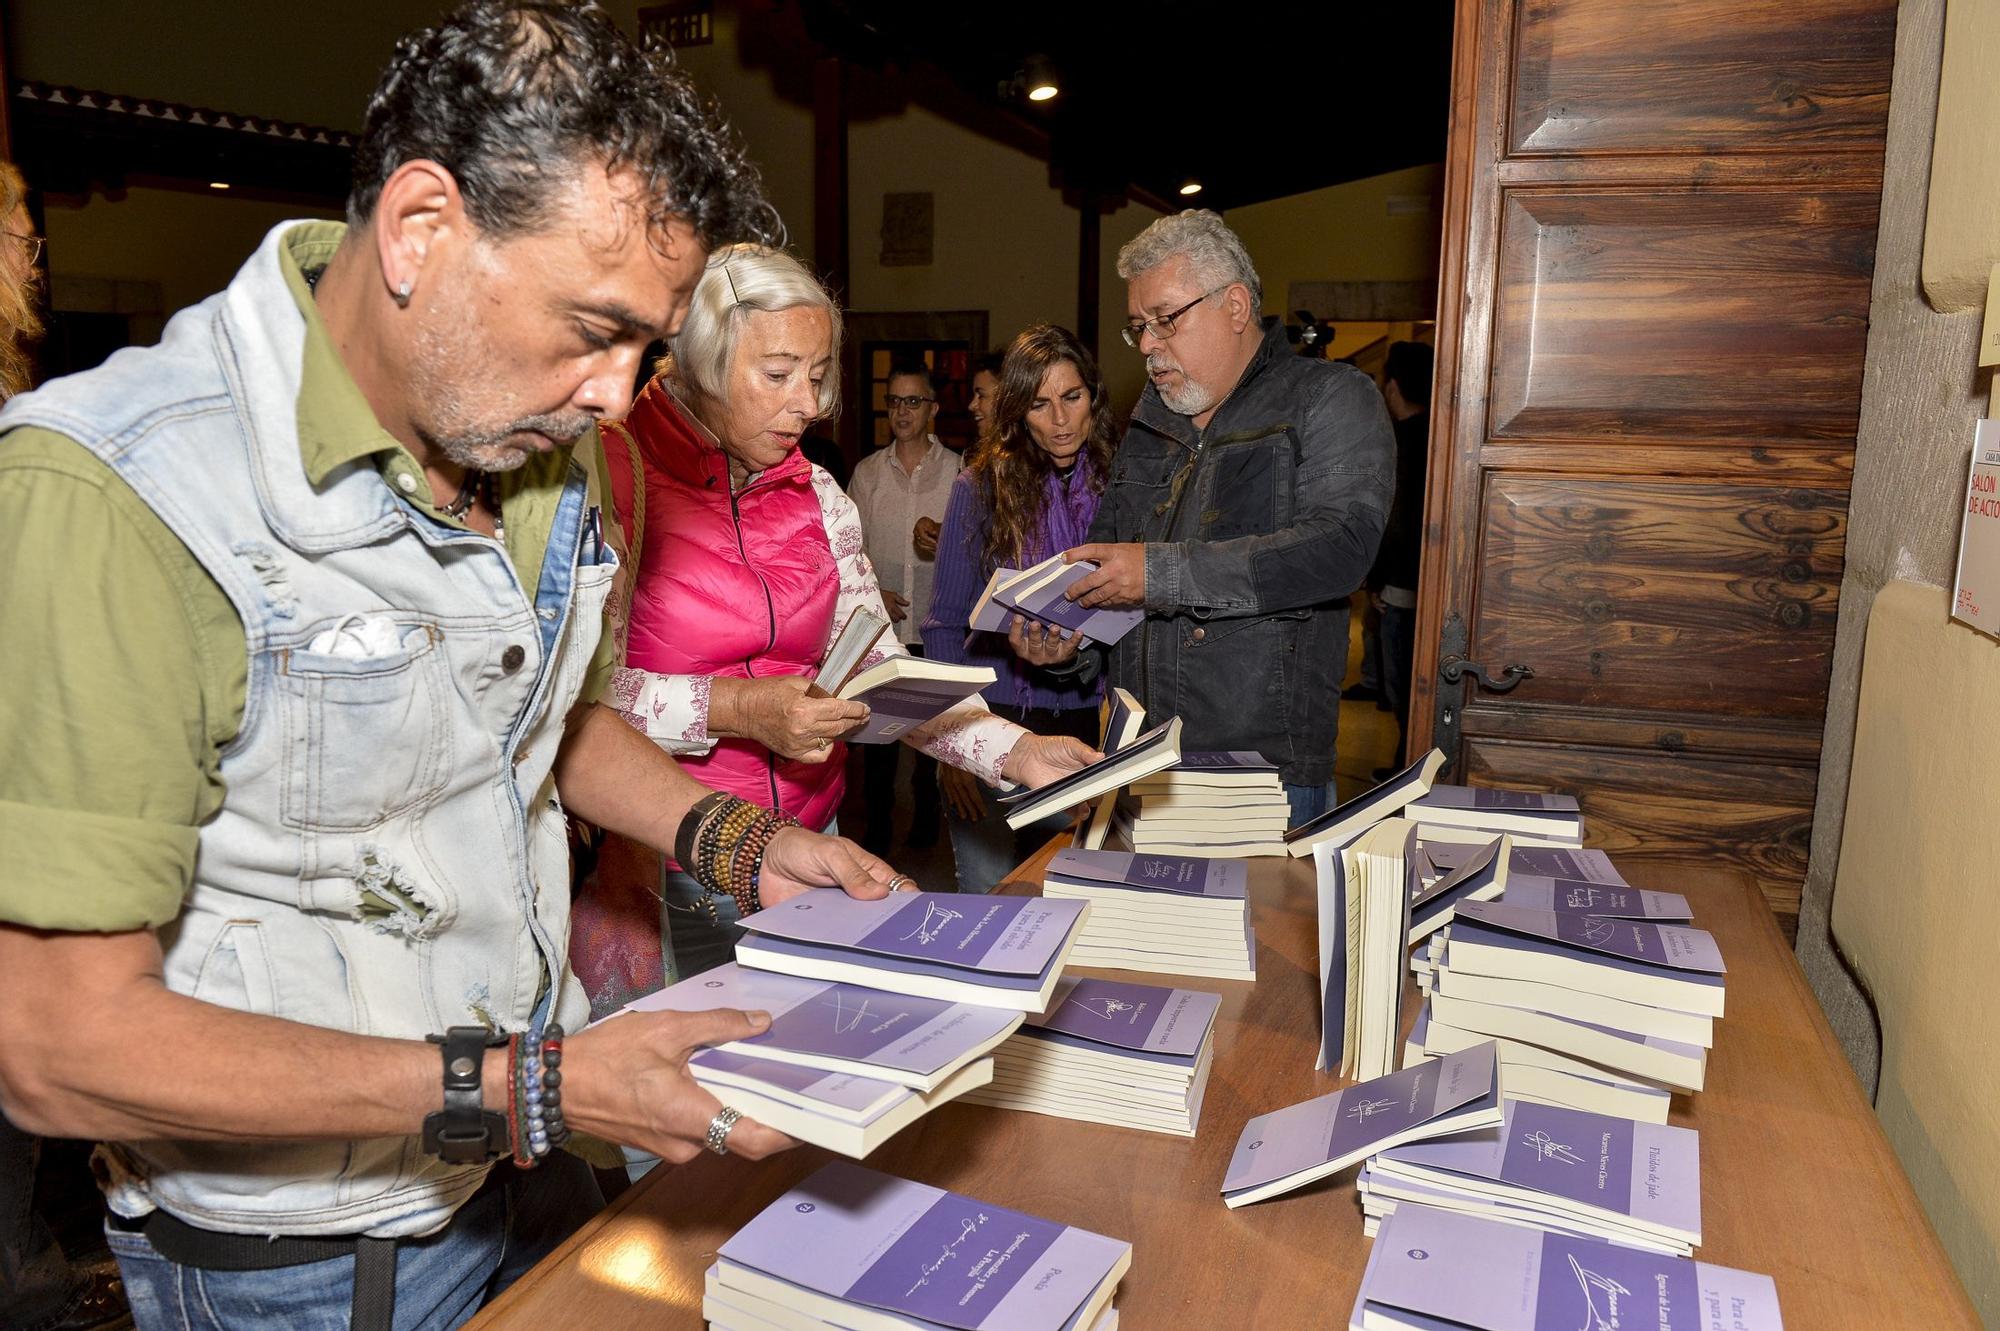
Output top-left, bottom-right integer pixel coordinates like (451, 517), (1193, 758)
(810, 607), (995, 744)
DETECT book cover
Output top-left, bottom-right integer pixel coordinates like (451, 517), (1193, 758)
(967, 566), (1025, 634)
(621, 962), (1021, 1085)
(739, 891), (1085, 977)
(1159, 750), (1279, 773)
(1501, 876), (1691, 921)
(997, 716), (1183, 829)
(1413, 786), (1580, 818)
(1453, 902), (1725, 975)
(1045, 848), (1249, 899)
(1356, 1203), (1782, 1331)
(1222, 1043), (1501, 1205)
(718, 1160), (1130, 1331)
(1507, 847), (1626, 884)
(845, 674), (994, 743)
(1005, 559), (1145, 642)
(1284, 748), (1446, 854)
(1378, 1098), (1701, 1243)
(1023, 977), (1219, 1060)
(689, 1047), (908, 1120)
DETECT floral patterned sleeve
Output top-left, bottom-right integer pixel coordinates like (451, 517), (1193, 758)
(808, 464), (1022, 787)
(605, 667), (718, 756)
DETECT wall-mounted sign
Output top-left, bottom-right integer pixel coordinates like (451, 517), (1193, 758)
(1951, 418), (2000, 637)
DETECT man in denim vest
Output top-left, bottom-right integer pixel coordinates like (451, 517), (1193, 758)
(1016, 211), (1396, 825)
(0, 5), (906, 1327)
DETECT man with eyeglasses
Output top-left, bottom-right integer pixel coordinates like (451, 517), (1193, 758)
(1018, 209), (1395, 825)
(848, 361), (961, 851)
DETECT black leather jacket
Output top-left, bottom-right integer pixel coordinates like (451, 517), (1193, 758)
(1086, 322), (1395, 786)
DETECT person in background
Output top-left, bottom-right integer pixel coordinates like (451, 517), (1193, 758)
(923, 325), (1111, 891)
(0, 162), (134, 1331)
(575, 248), (1098, 1002)
(966, 350), (1003, 442)
(1017, 209), (1395, 827)
(1370, 339), (1433, 774)
(847, 362), (961, 852)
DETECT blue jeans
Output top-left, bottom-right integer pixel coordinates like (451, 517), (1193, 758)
(1379, 600), (1416, 755)
(947, 780), (1070, 894)
(1285, 780), (1338, 827)
(106, 1153), (601, 1331)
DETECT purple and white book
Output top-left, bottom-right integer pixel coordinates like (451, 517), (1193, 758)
(1408, 835), (1508, 943)
(1449, 901), (1726, 1017)
(1507, 846), (1626, 884)
(1426, 992), (1708, 1092)
(716, 1161), (1131, 1331)
(997, 717), (1183, 831)
(1221, 1043), (1502, 1207)
(1375, 1098), (1701, 1248)
(734, 891), (1089, 1013)
(1019, 977), (1220, 1066)
(1004, 558), (1145, 644)
(1044, 849), (1249, 901)
(620, 961), (1021, 1090)
(686, 1047), (992, 1160)
(1285, 748), (1448, 856)
(844, 676), (993, 743)
(1350, 1204), (1782, 1331)
(967, 566), (1025, 634)
(1500, 875), (1692, 921)
(1410, 785), (1584, 840)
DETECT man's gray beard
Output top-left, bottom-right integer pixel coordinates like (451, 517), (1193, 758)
(1158, 375), (1217, 417)
(423, 412), (596, 474)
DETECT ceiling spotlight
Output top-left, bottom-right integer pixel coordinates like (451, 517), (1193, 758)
(1178, 179), (1203, 196)
(1023, 53), (1059, 102)
(209, 181), (231, 190)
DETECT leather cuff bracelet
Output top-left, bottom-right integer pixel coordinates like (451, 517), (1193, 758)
(422, 1027), (509, 1164)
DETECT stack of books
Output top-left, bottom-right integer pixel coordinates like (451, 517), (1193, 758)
(1077, 688), (1148, 850)
(1361, 1098), (1702, 1256)
(1284, 748), (1447, 857)
(1406, 834), (1511, 944)
(1114, 751), (1291, 858)
(733, 889), (1091, 1012)
(1348, 1204), (1784, 1331)
(705, 1161), (1131, 1331)
(962, 976), (1222, 1136)
(1221, 1042), (1502, 1208)
(1409, 783), (1585, 848)
(1041, 847), (1255, 980)
(1419, 899), (1724, 1093)
(618, 962), (1019, 1157)
(1314, 819), (1419, 1080)
(1404, 1003), (1673, 1124)
(968, 554), (1145, 644)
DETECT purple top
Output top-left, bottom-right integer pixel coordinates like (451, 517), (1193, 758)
(922, 465), (1104, 714)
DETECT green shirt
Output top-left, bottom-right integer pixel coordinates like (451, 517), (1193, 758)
(0, 220), (617, 932)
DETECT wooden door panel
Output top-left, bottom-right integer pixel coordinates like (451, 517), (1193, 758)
(1462, 738), (1814, 923)
(1489, 190), (1877, 443)
(1419, 0), (1894, 929)
(1509, 0), (1895, 157)
(1470, 476), (1846, 718)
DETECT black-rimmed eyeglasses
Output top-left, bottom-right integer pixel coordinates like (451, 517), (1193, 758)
(5, 232), (44, 266)
(884, 394), (935, 410)
(1120, 285), (1227, 349)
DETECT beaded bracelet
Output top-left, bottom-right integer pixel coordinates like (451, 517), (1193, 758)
(507, 1023), (568, 1168)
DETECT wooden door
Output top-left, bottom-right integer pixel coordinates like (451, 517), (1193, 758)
(1412, 0), (1897, 935)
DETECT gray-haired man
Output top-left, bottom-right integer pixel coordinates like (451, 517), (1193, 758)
(1026, 209), (1396, 824)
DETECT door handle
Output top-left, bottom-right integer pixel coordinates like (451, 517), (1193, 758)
(1438, 658), (1534, 693)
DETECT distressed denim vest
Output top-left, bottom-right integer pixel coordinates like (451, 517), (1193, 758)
(0, 222), (613, 1237)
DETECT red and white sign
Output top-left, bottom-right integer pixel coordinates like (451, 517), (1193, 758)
(1952, 418), (2000, 637)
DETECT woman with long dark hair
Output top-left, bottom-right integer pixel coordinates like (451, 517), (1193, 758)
(922, 324), (1117, 890)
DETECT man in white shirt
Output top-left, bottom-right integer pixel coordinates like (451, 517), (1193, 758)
(848, 362), (962, 852)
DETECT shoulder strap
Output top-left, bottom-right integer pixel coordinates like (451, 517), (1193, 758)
(597, 419), (647, 654)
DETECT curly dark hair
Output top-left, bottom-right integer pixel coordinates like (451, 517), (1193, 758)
(967, 324), (1115, 575)
(348, 0), (776, 250)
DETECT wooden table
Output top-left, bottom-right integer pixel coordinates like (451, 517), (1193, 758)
(472, 851), (1977, 1329)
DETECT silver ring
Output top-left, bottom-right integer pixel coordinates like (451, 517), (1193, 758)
(887, 874), (914, 891)
(704, 1106), (743, 1156)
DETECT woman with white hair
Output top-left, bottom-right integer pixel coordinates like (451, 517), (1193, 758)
(571, 244), (1098, 1006)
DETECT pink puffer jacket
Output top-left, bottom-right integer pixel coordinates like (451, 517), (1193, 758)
(604, 378), (845, 833)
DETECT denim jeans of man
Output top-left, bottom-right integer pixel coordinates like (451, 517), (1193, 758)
(1284, 780), (1338, 828)
(1379, 600), (1416, 756)
(105, 1154), (600, 1331)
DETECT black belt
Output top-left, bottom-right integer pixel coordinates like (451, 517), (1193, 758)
(112, 1165), (505, 1331)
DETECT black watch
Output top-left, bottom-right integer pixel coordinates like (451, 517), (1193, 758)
(421, 1027), (509, 1164)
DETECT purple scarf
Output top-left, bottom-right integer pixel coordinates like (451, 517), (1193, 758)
(1015, 455), (1102, 569)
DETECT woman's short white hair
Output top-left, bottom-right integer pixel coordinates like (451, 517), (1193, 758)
(666, 243), (843, 420)
(1116, 209), (1263, 314)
